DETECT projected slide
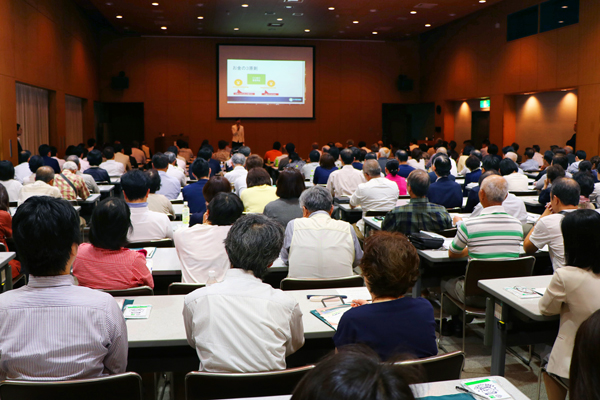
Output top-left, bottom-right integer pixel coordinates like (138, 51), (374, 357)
(227, 60), (305, 104)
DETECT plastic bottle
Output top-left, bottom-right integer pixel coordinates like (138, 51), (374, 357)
(182, 201), (190, 226)
(206, 270), (218, 286)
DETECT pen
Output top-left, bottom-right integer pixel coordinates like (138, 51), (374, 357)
(306, 295), (347, 299)
(455, 386), (488, 400)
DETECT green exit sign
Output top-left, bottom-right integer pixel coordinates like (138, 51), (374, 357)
(480, 99), (490, 108)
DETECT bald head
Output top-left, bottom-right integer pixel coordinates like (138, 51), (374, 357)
(35, 166), (55, 184)
(363, 160), (381, 178)
(480, 175), (508, 205)
(505, 152), (518, 162)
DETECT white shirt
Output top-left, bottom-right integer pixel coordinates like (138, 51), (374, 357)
(176, 157), (186, 172)
(167, 164), (186, 187)
(99, 160), (125, 176)
(18, 181), (62, 206)
(156, 170), (181, 200)
(326, 165), (365, 198)
(183, 268), (304, 372)
(449, 158), (458, 177)
(224, 166), (248, 194)
(301, 162), (319, 180)
(529, 211), (576, 270)
(470, 193), (528, 224)
(14, 162), (32, 184)
(174, 224), (231, 284)
(0, 180), (23, 202)
(533, 152), (544, 166)
(407, 158), (426, 170)
(127, 203), (173, 242)
(79, 159), (90, 172)
(350, 177), (399, 233)
(503, 172), (529, 191)
(77, 172), (100, 194)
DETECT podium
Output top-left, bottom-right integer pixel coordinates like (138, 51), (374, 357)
(154, 135), (189, 153)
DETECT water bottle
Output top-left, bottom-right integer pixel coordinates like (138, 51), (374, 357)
(206, 270), (218, 286)
(182, 201), (190, 226)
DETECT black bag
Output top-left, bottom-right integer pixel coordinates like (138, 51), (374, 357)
(408, 232), (444, 250)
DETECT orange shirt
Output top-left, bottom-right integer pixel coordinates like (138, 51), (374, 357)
(264, 149), (282, 163)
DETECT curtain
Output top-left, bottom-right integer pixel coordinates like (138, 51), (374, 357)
(65, 95), (83, 148)
(15, 83), (49, 154)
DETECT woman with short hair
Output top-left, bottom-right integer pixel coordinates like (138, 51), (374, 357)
(312, 152), (338, 185)
(189, 176), (232, 227)
(73, 198), (154, 290)
(239, 168), (278, 213)
(264, 169), (306, 227)
(146, 168), (175, 217)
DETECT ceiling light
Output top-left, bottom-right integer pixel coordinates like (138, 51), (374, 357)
(479, 0), (486, 3)
(304, 29), (310, 32)
(277, 18), (283, 21)
(425, 23), (431, 27)
(370, 9), (377, 12)
(410, 11), (417, 14)
(152, 2), (159, 5)
(372, 31), (378, 34)
(242, 4), (249, 7)
(559, 20), (564, 23)
(562, 5), (568, 8)
(198, 16), (204, 19)
(285, 5), (292, 8)
(116, 15), (123, 18)
(234, 27), (239, 30)
(353, 20), (359, 24)
(328, 7), (335, 10)
(161, 26), (167, 29)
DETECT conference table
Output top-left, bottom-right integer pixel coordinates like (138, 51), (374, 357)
(479, 275), (558, 376)
(97, 184), (115, 199)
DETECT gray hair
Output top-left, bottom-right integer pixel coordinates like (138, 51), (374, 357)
(224, 214), (284, 278)
(407, 169), (430, 197)
(379, 147), (391, 158)
(66, 155), (80, 167)
(363, 160), (381, 177)
(481, 175), (508, 203)
(238, 146), (251, 157)
(62, 161), (78, 171)
(436, 147), (448, 155)
(299, 185), (333, 213)
(36, 166), (55, 183)
(164, 151), (177, 163)
(231, 153), (246, 166)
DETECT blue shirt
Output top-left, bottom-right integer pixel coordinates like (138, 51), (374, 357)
(190, 159), (221, 178)
(43, 156), (60, 173)
(84, 167), (111, 183)
(156, 170), (181, 200)
(429, 171), (456, 184)
(464, 169), (482, 196)
(428, 176), (463, 209)
(182, 179), (208, 215)
(352, 162), (363, 171)
(333, 297), (437, 361)
(464, 185), (480, 213)
(520, 159), (540, 172)
(312, 166), (338, 185)
(398, 164), (415, 178)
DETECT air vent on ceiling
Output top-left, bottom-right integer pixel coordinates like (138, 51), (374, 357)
(264, 11), (276, 15)
(292, 12), (304, 16)
(414, 3), (438, 8)
(268, 23), (284, 27)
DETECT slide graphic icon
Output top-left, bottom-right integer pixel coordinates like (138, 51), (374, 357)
(248, 74), (266, 85)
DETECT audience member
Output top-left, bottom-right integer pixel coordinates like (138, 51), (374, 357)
(99, 147), (125, 176)
(232, 154), (264, 196)
(183, 214), (304, 372)
(177, 140), (194, 163)
(130, 141), (146, 165)
(165, 151), (187, 187)
(189, 176), (232, 227)
(573, 171), (595, 209)
(152, 152), (181, 200)
(14, 151), (32, 184)
(520, 148), (540, 171)
(0, 160), (22, 202)
(539, 165), (566, 205)
(264, 169), (305, 227)
(287, 152), (306, 172)
(469, 171), (528, 224)
(499, 158), (528, 191)
(183, 158), (210, 218)
(224, 153), (247, 194)
(535, 155), (572, 190)
(428, 156), (462, 208)
(18, 166), (61, 205)
(66, 155), (99, 194)
(239, 168), (278, 213)
(385, 159), (408, 195)
(264, 141), (282, 164)
(326, 149), (365, 198)
(196, 147), (221, 178)
(146, 169), (175, 218)
(23, 155), (45, 184)
(39, 144), (60, 173)
(463, 155), (482, 196)
(302, 150), (320, 180)
(456, 145), (474, 173)
(213, 140), (230, 162)
(55, 161), (90, 201)
(113, 143), (132, 172)
(351, 147), (363, 171)
(0, 185), (21, 278)
(407, 148), (425, 170)
(396, 150), (415, 178)
(377, 147), (391, 172)
(0, 196), (127, 380)
(333, 231), (437, 360)
(85, 149), (111, 183)
(313, 152), (338, 185)
(281, 186), (363, 278)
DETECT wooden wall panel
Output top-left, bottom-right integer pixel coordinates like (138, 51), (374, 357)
(577, 84), (600, 157)
(519, 36), (538, 93)
(556, 25), (579, 88)
(537, 31), (557, 90)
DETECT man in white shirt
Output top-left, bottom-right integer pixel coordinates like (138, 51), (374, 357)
(152, 153), (181, 200)
(99, 147), (125, 177)
(524, 178), (579, 270)
(224, 153), (247, 194)
(326, 149), (365, 198)
(121, 170), (173, 242)
(0, 161), (23, 202)
(350, 160), (399, 236)
(66, 155), (99, 194)
(468, 172), (528, 224)
(165, 151), (187, 187)
(301, 150), (320, 181)
(14, 151), (32, 184)
(434, 147), (458, 176)
(183, 214), (304, 372)
(500, 159), (529, 191)
(18, 166), (62, 205)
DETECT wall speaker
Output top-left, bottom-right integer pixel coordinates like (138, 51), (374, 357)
(396, 75), (414, 92)
(111, 71), (129, 90)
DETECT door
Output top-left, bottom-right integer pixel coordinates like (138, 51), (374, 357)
(94, 102), (144, 146)
(471, 111), (490, 149)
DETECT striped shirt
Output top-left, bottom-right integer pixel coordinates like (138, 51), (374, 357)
(450, 205), (523, 259)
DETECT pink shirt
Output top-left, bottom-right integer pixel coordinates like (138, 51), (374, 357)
(73, 243), (154, 290)
(385, 174), (407, 195)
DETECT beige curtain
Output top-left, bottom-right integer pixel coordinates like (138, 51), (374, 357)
(65, 95), (83, 147)
(15, 83), (49, 153)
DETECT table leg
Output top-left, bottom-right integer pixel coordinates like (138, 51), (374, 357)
(411, 276), (422, 298)
(490, 299), (508, 376)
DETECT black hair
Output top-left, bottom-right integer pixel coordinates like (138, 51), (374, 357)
(272, 141), (281, 150)
(502, 146), (514, 155)
(191, 158), (210, 179)
(0, 185), (8, 212)
(511, 142), (520, 152)
(562, 209), (600, 273)
(0, 161), (15, 181)
(309, 150), (320, 163)
(533, 145), (541, 152)
(13, 197), (81, 276)
(197, 147), (213, 161)
(285, 143), (296, 154)
(207, 192), (244, 226)
(546, 165), (565, 182)
(152, 152), (169, 169)
(465, 155), (480, 171)
(89, 198), (132, 250)
(574, 172), (595, 198)
(218, 140), (228, 150)
(463, 145), (474, 156)
(114, 143), (124, 153)
(544, 150), (554, 164)
(38, 144), (51, 157)
(552, 154), (569, 170)
(386, 159), (399, 177)
(551, 177), (580, 206)
(167, 145), (179, 155)
(18, 151), (31, 164)
(87, 138), (96, 147)
(396, 150), (409, 162)
(449, 140), (457, 150)
(433, 156), (451, 177)
(487, 144), (499, 155)
(340, 149), (354, 165)
(121, 170), (150, 201)
(328, 146), (339, 161)
(499, 159), (518, 176)
(576, 150), (587, 160)
(570, 309), (600, 398)
(87, 149), (103, 166)
(28, 155), (44, 173)
(145, 169), (161, 193)
(524, 148), (535, 159)
(365, 153), (377, 160)
(103, 146), (115, 160)
(579, 160), (593, 174)
(49, 146), (57, 157)
(479, 170), (500, 185)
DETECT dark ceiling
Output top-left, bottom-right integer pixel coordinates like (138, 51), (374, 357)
(79, 0), (505, 40)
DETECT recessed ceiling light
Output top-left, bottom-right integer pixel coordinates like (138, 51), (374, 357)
(161, 26), (167, 29)
(353, 20), (359, 24)
(198, 16), (204, 19)
(106, 2), (112, 5)
(242, 4), (249, 7)
(410, 11), (417, 14)
(558, 20), (564, 23)
(277, 18), (283, 21)
(304, 29), (310, 32)
(372, 31), (378, 34)
(370, 9), (377, 12)
(234, 27), (239, 30)
(285, 5), (292, 8)
(116, 15), (123, 18)
(479, 0), (486, 3)
(152, 2), (159, 5)
(562, 5), (568, 8)
(425, 23), (431, 27)
(328, 7), (335, 10)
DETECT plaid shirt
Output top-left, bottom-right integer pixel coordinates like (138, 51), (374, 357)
(382, 198), (453, 236)
(55, 170), (90, 201)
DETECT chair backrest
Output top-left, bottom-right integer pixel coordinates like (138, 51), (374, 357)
(185, 365), (315, 400)
(365, 210), (388, 217)
(102, 286), (154, 297)
(396, 351), (465, 383)
(0, 372), (143, 400)
(125, 239), (174, 248)
(168, 282), (206, 295)
(280, 275), (364, 290)
(463, 256), (536, 297)
(0, 242), (6, 252)
(438, 228), (457, 238)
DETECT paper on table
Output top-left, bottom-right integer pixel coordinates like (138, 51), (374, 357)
(336, 287), (371, 301)
(462, 377), (511, 399)
(123, 305), (152, 319)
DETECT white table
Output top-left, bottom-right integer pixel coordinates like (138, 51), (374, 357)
(171, 193), (184, 204)
(173, 204), (183, 218)
(148, 247), (181, 276)
(79, 193), (101, 206)
(98, 185), (115, 198)
(479, 275), (558, 376)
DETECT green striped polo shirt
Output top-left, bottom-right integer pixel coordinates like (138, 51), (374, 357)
(450, 205), (523, 259)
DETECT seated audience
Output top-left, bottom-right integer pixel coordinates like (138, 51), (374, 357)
(73, 198), (153, 290)
(312, 152), (338, 185)
(0, 196), (127, 380)
(168, 145), (186, 171)
(456, 145), (474, 173)
(145, 169), (175, 218)
(182, 158), (210, 218)
(407, 148), (425, 170)
(570, 309), (600, 400)
(224, 153), (247, 194)
(351, 160), (400, 236)
(463, 155), (482, 196)
(302, 150), (320, 180)
(264, 141), (282, 164)
(113, 143), (132, 172)
(99, 147), (125, 176)
(539, 210), (600, 400)
(326, 149), (365, 198)
(24, 154), (45, 184)
(39, 144), (60, 173)
(18, 166), (62, 205)
(177, 140), (194, 163)
(55, 161), (90, 201)
(14, 150), (32, 184)
(520, 147), (540, 171)
(573, 171), (595, 209)
(213, 140), (230, 162)
(291, 347), (417, 400)
(121, 170), (173, 242)
(196, 146), (221, 178)
(287, 152), (306, 172)
(281, 186), (363, 278)
(276, 143), (296, 170)
(0, 185), (21, 278)
(264, 169), (305, 227)
(333, 232), (437, 360)
(396, 150), (415, 178)
(428, 156), (462, 208)
(535, 154), (572, 190)
(468, 171), (527, 224)
(499, 158), (528, 191)
(84, 149), (111, 183)
(0, 160), (22, 202)
(152, 152), (181, 200)
(165, 151), (187, 187)
(183, 214), (304, 372)
(539, 165), (566, 205)
(525, 178), (579, 271)
(190, 176), (232, 227)
(175, 193), (243, 283)
(351, 147), (363, 171)
(131, 141), (146, 165)
(377, 147), (391, 172)
(66, 155), (99, 194)
(578, 160), (598, 183)
(239, 168), (278, 213)
(385, 159), (408, 195)
(567, 150), (586, 174)
(382, 170), (452, 235)
(235, 154), (266, 196)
